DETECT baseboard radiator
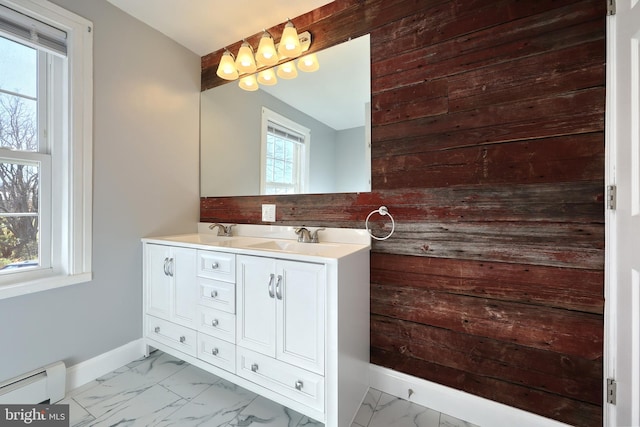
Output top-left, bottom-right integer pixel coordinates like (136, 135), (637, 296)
(0, 361), (66, 404)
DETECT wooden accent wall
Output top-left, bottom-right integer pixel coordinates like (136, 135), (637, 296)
(201, 1), (606, 425)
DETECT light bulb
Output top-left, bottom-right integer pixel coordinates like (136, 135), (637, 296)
(277, 61), (298, 79)
(239, 74), (259, 91)
(235, 41), (257, 74)
(297, 54), (319, 72)
(216, 50), (238, 80)
(257, 31), (278, 66)
(257, 68), (278, 86)
(277, 20), (302, 58)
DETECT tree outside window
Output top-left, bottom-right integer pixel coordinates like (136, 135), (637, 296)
(0, 36), (40, 270)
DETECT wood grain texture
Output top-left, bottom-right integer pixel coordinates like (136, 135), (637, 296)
(199, 0), (606, 425)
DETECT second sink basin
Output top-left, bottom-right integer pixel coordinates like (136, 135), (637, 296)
(248, 240), (338, 256)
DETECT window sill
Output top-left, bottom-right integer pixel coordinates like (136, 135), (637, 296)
(0, 272), (92, 301)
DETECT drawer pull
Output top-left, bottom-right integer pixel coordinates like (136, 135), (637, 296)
(179, 336), (186, 343)
(211, 290), (218, 298)
(154, 326), (160, 333)
(211, 262), (219, 269)
(295, 380), (304, 391)
(211, 319), (219, 327)
(212, 348), (219, 356)
(251, 363), (259, 372)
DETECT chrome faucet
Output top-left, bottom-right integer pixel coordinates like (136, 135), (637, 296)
(208, 223), (236, 237)
(295, 227), (325, 243)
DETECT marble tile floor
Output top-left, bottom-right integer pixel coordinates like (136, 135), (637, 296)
(61, 350), (479, 427)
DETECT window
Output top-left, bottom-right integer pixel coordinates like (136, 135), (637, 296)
(0, 0), (92, 300)
(260, 107), (310, 195)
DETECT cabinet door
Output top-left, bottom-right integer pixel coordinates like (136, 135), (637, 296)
(171, 246), (197, 328)
(276, 260), (325, 375)
(236, 255), (276, 356)
(145, 244), (172, 319)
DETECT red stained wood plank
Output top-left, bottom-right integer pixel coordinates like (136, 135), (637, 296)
(370, 346), (602, 427)
(371, 133), (605, 189)
(371, 253), (603, 312)
(371, 315), (602, 404)
(371, 282), (603, 358)
(373, 17), (604, 92)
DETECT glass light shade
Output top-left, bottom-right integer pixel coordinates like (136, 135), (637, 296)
(277, 21), (302, 58)
(216, 51), (238, 80)
(256, 32), (278, 66)
(297, 54), (319, 72)
(257, 68), (278, 86)
(235, 42), (257, 74)
(277, 61), (298, 79)
(238, 74), (259, 91)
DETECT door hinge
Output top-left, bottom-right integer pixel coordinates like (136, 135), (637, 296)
(607, 378), (617, 404)
(607, 0), (616, 15)
(607, 185), (617, 210)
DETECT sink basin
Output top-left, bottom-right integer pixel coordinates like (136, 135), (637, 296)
(247, 240), (339, 256)
(162, 234), (262, 248)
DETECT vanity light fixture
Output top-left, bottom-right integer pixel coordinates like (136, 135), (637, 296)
(297, 53), (319, 72)
(216, 49), (239, 80)
(214, 18), (318, 91)
(278, 19), (302, 58)
(256, 30), (278, 66)
(235, 40), (257, 74)
(257, 68), (278, 85)
(238, 74), (259, 91)
(277, 60), (298, 79)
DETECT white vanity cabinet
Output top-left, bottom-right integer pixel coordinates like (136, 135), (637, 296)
(236, 255), (325, 374)
(142, 226), (370, 427)
(144, 244), (198, 356)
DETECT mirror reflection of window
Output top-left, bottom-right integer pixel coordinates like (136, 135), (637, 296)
(261, 107), (310, 195)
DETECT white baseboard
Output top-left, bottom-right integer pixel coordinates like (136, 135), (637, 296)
(369, 364), (572, 427)
(65, 339), (146, 392)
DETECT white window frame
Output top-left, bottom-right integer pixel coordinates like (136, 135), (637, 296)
(260, 107), (310, 195)
(0, 0), (93, 300)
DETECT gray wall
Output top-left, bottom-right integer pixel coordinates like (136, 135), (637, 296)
(0, 0), (200, 381)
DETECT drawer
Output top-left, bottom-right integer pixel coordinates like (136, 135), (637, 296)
(197, 306), (236, 343)
(198, 277), (235, 313)
(197, 250), (235, 282)
(146, 315), (197, 357)
(198, 332), (236, 373)
(237, 347), (324, 413)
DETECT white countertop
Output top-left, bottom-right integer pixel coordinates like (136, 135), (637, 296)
(142, 223), (371, 262)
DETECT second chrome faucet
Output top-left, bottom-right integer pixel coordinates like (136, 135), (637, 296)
(294, 227), (325, 243)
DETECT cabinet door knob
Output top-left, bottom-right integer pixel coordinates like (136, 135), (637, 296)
(251, 363), (259, 372)
(295, 380), (304, 391)
(179, 336), (186, 343)
(211, 319), (219, 327)
(211, 262), (219, 269)
(212, 348), (219, 356)
(163, 257), (169, 276)
(154, 326), (160, 333)
(211, 290), (218, 298)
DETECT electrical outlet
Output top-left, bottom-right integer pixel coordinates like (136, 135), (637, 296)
(262, 204), (276, 222)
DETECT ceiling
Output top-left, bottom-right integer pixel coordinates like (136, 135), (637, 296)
(105, 0), (334, 56)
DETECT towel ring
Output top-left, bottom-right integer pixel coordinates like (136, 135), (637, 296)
(365, 206), (395, 241)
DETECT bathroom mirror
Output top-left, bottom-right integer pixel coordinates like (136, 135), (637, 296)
(200, 34), (371, 197)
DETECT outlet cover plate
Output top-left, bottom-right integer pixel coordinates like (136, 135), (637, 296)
(262, 204), (276, 222)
